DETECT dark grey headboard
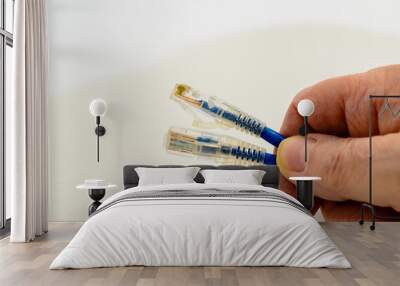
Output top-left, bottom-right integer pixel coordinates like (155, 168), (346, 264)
(123, 165), (280, 189)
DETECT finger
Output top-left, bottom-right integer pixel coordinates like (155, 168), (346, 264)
(364, 65), (400, 135)
(277, 133), (400, 212)
(280, 74), (360, 137)
(280, 65), (400, 138)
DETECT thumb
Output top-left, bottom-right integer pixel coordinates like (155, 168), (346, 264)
(277, 133), (400, 211)
(277, 134), (366, 202)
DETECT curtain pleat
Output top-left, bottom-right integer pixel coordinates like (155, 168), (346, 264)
(10, 0), (48, 242)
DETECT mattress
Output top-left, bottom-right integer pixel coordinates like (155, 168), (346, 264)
(50, 183), (350, 269)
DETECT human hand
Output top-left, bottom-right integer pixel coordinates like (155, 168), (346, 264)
(277, 65), (400, 219)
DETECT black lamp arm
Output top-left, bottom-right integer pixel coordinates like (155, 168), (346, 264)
(94, 116), (106, 162)
(97, 116), (100, 162)
(304, 116), (308, 162)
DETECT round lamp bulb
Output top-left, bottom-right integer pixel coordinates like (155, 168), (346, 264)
(89, 98), (107, 117)
(297, 99), (315, 117)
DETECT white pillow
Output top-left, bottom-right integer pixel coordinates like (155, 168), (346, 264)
(200, 169), (266, 185)
(135, 167), (200, 186)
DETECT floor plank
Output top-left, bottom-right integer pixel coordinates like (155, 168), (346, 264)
(0, 222), (399, 286)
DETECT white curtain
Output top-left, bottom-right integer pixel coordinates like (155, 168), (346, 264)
(9, 0), (48, 242)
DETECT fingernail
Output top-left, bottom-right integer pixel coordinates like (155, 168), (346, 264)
(277, 136), (315, 175)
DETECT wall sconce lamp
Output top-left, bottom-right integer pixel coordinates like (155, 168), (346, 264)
(297, 99), (315, 162)
(89, 98), (107, 162)
(289, 99), (320, 211)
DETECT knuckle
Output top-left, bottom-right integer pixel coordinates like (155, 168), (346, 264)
(294, 86), (313, 102)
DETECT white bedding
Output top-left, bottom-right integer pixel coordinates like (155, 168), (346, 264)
(50, 183), (350, 269)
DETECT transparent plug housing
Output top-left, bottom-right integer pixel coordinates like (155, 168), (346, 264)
(166, 127), (276, 165)
(171, 84), (284, 147)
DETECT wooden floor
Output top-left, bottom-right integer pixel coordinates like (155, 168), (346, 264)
(0, 222), (399, 286)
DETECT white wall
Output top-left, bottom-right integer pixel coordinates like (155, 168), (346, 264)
(47, 0), (400, 221)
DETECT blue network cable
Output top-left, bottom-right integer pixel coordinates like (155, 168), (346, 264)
(167, 84), (285, 165)
(167, 127), (277, 165)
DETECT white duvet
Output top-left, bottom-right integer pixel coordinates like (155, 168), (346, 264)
(50, 183), (350, 269)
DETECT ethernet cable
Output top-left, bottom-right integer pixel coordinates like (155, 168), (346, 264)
(171, 84), (285, 147)
(166, 127), (277, 165)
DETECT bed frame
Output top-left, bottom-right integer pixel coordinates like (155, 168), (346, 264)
(123, 165), (280, 189)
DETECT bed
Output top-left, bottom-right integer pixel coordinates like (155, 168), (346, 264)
(50, 165), (350, 269)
